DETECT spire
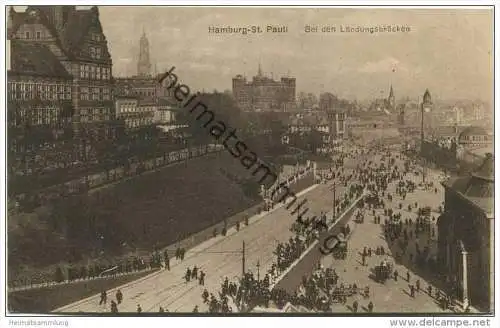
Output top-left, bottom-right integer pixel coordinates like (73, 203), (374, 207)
(258, 62), (262, 77)
(423, 88), (432, 105)
(389, 84), (394, 98)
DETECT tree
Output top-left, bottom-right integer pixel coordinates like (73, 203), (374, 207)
(307, 130), (326, 154)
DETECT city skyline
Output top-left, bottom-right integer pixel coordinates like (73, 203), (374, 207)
(12, 6), (493, 103)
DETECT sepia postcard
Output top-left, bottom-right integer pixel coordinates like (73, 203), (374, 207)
(2, 3), (496, 322)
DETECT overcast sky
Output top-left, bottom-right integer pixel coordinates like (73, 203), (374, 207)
(15, 6), (494, 102)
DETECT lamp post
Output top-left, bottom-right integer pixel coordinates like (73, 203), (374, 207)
(331, 182), (337, 221)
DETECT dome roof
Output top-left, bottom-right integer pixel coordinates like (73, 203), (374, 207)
(459, 126), (488, 139)
(472, 153), (494, 182)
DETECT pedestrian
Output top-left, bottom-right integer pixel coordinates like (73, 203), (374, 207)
(394, 270), (398, 281)
(368, 248), (372, 257)
(352, 300), (358, 313)
(159, 306), (165, 313)
(199, 270), (205, 285)
(416, 279), (420, 292)
(202, 289), (209, 303)
(193, 305), (199, 313)
(410, 285), (415, 298)
(406, 271), (410, 282)
(165, 255), (170, 270)
(110, 300), (118, 313)
(368, 301), (374, 313)
(99, 290), (107, 305)
(428, 285), (432, 296)
(116, 289), (123, 304)
(137, 304), (142, 313)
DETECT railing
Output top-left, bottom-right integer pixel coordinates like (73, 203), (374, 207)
(8, 262), (158, 292)
(10, 144), (225, 211)
(8, 166), (317, 293)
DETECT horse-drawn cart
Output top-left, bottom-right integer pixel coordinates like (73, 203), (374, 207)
(374, 260), (393, 283)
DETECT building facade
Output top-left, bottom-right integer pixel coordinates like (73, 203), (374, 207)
(114, 33), (177, 130)
(8, 5), (115, 163)
(327, 110), (348, 143)
(369, 84), (396, 113)
(438, 154), (494, 311)
(115, 96), (155, 130)
(7, 40), (74, 176)
(232, 65), (296, 112)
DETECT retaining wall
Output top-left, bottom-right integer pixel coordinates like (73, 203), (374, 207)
(272, 194), (364, 294)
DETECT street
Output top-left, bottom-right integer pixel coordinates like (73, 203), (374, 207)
(321, 157), (460, 313)
(54, 151), (373, 313)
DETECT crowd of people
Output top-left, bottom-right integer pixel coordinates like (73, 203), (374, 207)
(65, 141), (457, 314)
(251, 143), (456, 313)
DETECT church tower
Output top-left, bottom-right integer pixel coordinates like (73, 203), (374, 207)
(388, 84), (395, 110)
(137, 30), (151, 77)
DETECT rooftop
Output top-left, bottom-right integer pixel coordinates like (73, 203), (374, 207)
(459, 126), (490, 138)
(442, 153), (494, 217)
(9, 40), (71, 78)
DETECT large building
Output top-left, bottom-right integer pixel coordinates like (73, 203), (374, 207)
(369, 84), (396, 113)
(114, 32), (176, 129)
(438, 154), (494, 311)
(7, 40), (74, 176)
(232, 65), (296, 112)
(456, 126), (494, 166)
(7, 5), (115, 165)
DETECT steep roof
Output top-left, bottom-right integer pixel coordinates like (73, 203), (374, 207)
(9, 40), (71, 78)
(442, 153), (494, 217)
(12, 6), (101, 60)
(459, 126), (489, 138)
(59, 9), (96, 54)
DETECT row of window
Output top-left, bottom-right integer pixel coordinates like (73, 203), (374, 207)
(24, 31), (42, 40)
(80, 107), (113, 123)
(118, 105), (155, 114)
(89, 47), (103, 59)
(123, 89), (157, 97)
(80, 107), (112, 116)
(80, 64), (111, 80)
(10, 107), (67, 127)
(90, 33), (102, 42)
(79, 87), (111, 101)
(126, 118), (154, 128)
(461, 135), (491, 142)
(80, 113), (112, 123)
(8, 82), (71, 101)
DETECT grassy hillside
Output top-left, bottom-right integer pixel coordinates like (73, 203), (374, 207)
(8, 152), (262, 285)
